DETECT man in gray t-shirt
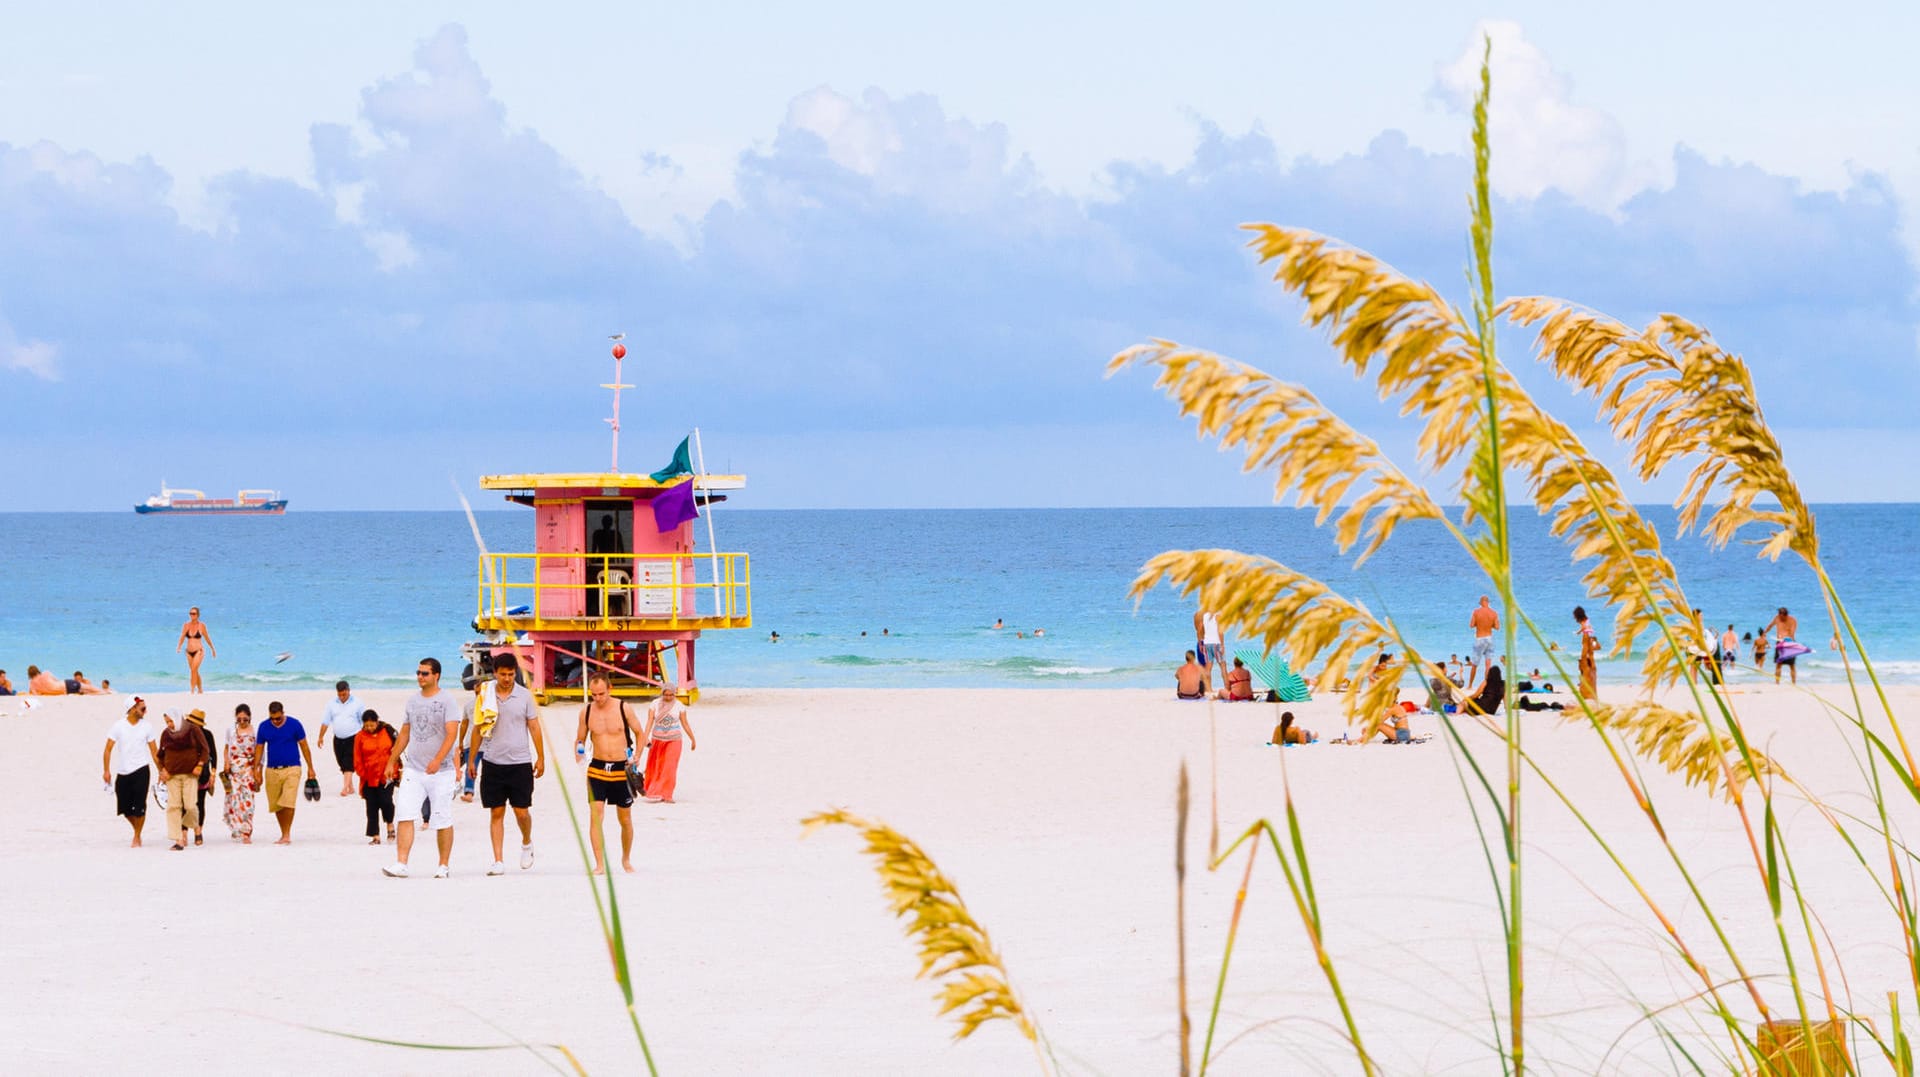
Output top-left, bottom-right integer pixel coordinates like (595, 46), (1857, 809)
(383, 657), (460, 879)
(477, 653), (545, 875)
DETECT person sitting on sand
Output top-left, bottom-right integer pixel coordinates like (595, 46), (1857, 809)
(0, 669), (11, 695)
(27, 665), (65, 695)
(1219, 657), (1254, 701)
(1271, 711), (1315, 745)
(1175, 651), (1206, 700)
(1464, 663), (1506, 716)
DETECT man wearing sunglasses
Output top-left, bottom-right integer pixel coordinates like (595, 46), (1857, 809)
(384, 658), (460, 878)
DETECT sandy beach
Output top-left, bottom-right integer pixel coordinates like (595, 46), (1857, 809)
(3, 681), (1916, 1074)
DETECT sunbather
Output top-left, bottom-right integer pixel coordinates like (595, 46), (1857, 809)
(1175, 651), (1206, 700)
(1218, 657), (1254, 701)
(1271, 711), (1315, 745)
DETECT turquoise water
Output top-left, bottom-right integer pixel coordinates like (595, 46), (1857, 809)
(3, 506), (1914, 693)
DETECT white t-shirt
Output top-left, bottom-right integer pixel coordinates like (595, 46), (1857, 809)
(647, 701), (687, 742)
(107, 718), (157, 775)
(1201, 612), (1222, 646)
(321, 694), (364, 736)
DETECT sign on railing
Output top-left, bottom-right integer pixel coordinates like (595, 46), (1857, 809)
(476, 551), (750, 626)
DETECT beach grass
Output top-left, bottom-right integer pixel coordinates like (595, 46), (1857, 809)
(1103, 32), (1919, 1076)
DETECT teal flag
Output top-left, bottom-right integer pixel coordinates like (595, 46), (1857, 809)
(648, 436), (692, 483)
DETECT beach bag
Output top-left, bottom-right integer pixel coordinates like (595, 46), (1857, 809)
(622, 701), (647, 797)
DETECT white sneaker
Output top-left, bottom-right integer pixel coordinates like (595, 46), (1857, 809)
(382, 863), (409, 878)
(520, 844), (534, 870)
(487, 861), (506, 876)
(433, 865), (451, 879)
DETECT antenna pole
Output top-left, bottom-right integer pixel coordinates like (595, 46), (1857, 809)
(604, 339), (632, 471)
(692, 427), (724, 618)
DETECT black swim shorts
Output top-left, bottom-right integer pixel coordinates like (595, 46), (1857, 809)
(479, 760), (534, 809)
(115, 765), (151, 818)
(331, 733), (357, 773)
(587, 759), (634, 808)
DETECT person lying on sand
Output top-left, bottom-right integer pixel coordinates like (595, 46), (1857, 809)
(1175, 651), (1206, 700)
(1271, 711), (1315, 745)
(27, 665), (65, 695)
(1218, 657), (1254, 701)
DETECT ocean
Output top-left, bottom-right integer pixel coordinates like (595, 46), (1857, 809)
(4, 506), (1915, 695)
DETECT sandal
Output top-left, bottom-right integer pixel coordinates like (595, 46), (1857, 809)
(193, 833), (204, 846)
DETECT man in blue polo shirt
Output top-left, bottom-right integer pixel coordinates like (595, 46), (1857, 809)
(254, 700), (317, 845)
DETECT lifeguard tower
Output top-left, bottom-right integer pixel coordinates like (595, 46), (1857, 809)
(470, 340), (751, 703)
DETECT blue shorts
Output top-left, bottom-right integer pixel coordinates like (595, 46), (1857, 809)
(1202, 643), (1223, 667)
(1472, 638), (1494, 663)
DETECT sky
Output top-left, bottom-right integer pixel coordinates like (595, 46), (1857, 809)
(4, 2), (1919, 510)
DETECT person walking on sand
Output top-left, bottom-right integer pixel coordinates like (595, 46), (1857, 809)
(575, 673), (649, 874)
(385, 658), (460, 879)
(640, 685), (696, 804)
(103, 696), (159, 847)
(1720, 624), (1739, 670)
(1574, 606), (1600, 702)
(254, 701), (317, 845)
(176, 607), (215, 693)
(222, 704), (258, 843)
(1193, 608), (1224, 693)
(1469, 596), (1499, 675)
(353, 710), (398, 845)
(156, 707), (210, 851)
(1767, 607), (1801, 685)
(187, 709), (218, 846)
(477, 653), (545, 876)
(316, 680), (365, 797)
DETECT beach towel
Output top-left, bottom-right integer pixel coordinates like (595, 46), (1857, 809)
(1234, 648), (1312, 702)
(1775, 638), (1811, 661)
(473, 682), (499, 742)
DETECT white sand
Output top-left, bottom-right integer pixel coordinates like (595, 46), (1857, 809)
(2, 681), (1915, 1074)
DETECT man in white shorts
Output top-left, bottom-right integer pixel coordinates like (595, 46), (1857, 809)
(384, 657), (460, 879)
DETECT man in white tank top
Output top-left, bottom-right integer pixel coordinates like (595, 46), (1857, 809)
(1193, 609), (1224, 693)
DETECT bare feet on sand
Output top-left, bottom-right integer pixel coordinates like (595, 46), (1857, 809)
(274, 837), (291, 846)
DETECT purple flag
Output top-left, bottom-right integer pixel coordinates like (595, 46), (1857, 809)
(651, 478), (699, 532)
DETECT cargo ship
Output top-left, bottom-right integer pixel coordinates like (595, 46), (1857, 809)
(135, 482), (287, 515)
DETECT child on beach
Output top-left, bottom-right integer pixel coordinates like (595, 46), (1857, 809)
(355, 710), (398, 844)
(641, 686), (696, 804)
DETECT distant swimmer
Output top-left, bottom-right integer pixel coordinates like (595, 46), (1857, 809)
(992, 619), (1003, 630)
(769, 631), (781, 643)
(177, 607), (216, 693)
(882, 628), (889, 637)
(1032, 629), (1044, 637)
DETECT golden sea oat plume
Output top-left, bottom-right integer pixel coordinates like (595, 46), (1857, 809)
(1108, 341), (1444, 565)
(801, 810), (1038, 1044)
(1570, 701), (1782, 799)
(1504, 298), (1819, 564)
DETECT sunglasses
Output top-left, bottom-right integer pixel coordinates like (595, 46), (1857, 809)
(415, 670), (434, 677)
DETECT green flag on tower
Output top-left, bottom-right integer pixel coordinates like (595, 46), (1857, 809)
(648, 435), (693, 483)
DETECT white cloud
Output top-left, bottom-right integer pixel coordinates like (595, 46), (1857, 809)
(3, 335), (58, 380)
(1431, 20), (1659, 210)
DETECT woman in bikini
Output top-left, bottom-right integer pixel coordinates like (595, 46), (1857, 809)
(177, 607), (216, 693)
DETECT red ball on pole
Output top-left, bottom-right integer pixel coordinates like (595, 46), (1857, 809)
(611, 343), (627, 360)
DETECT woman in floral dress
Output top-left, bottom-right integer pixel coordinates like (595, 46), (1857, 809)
(222, 703), (258, 843)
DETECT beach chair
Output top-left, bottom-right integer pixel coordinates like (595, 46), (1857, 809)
(1234, 648), (1312, 702)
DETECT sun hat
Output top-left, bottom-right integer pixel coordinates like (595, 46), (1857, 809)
(186, 709), (207, 725)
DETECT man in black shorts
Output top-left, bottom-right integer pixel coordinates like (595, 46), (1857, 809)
(574, 672), (648, 874)
(102, 696), (160, 847)
(476, 653), (544, 876)
(316, 680), (365, 797)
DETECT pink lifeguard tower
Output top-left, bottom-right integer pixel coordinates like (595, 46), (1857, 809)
(470, 340), (751, 703)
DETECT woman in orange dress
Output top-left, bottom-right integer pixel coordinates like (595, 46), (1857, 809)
(176, 607), (216, 693)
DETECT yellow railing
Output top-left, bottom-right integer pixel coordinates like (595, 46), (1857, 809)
(475, 552), (752, 629)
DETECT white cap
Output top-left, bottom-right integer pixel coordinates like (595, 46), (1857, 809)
(123, 694), (146, 712)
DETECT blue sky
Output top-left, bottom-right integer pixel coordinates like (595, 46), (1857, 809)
(4, 4), (1918, 509)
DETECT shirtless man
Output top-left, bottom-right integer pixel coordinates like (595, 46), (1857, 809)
(1766, 607), (1800, 685)
(573, 673), (648, 874)
(72, 671), (108, 695)
(1175, 651), (1206, 700)
(27, 665), (65, 695)
(1469, 596), (1499, 674)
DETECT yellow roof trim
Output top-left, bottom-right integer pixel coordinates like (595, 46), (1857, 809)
(479, 472), (746, 491)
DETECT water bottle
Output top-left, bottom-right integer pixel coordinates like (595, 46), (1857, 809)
(576, 742), (587, 764)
